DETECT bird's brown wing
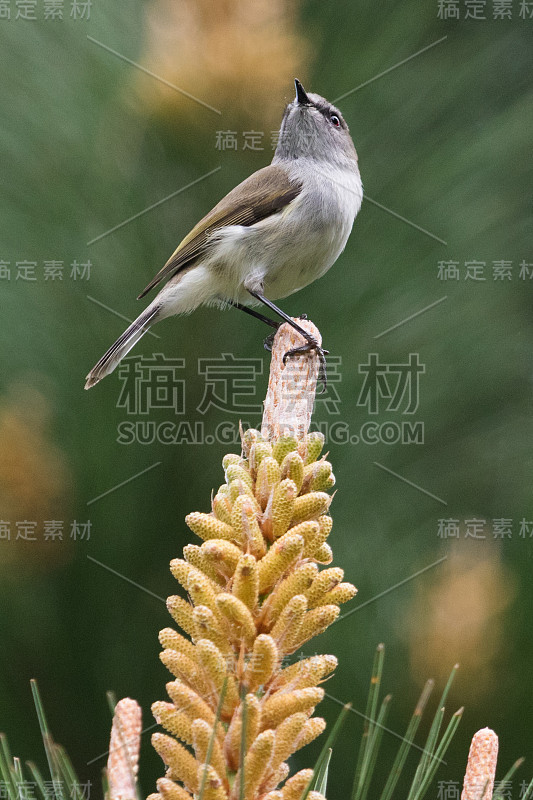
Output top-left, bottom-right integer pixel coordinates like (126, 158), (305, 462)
(137, 164), (302, 299)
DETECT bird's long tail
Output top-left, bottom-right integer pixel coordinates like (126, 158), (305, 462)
(85, 304), (160, 389)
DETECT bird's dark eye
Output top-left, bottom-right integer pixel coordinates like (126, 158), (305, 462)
(330, 114), (341, 127)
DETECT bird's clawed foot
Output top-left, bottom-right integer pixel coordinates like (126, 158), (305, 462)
(283, 338), (329, 392)
(263, 315), (308, 351)
(263, 329), (279, 351)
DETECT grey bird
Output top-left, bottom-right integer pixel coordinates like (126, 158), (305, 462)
(85, 79), (362, 390)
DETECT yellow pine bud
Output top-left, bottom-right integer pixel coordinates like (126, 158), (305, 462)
(166, 681), (225, 743)
(241, 427), (261, 457)
(200, 540), (242, 581)
(260, 687), (324, 731)
(193, 606), (232, 656)
(291, 492), (331, 526)
(195, 639), (239, 720)
(191, 719), (226, 788)
(313, 543), (333, 564)
(240, 729), (275, 799)
(228, 478), (257, 507)
(111, 689), (142, 798)
(265, 763), (290, 795)
(258, 533), (304, 595)
(270, 595), (307, 654)
(231, 496), (266, 559)
(302, 461), (316, 482)
(159, 628), (197, 663)
(156, 777), (193, 800)
(171, 560), (221, 598)
(280, 451), (305, 492)
(281, 769), (314, 800)
(240, 693), (261, 753)
(295, 717), (326, 750)
(195, 765), (227, 800)
(222, 453), (241, 471)
(297, 515), (333, 559)
(319, 582), (358, 606)
(243, 634), (278, 692)
(160, 650), (210, 697)
(232, 554), (259, 611)
(308, 460), (335, 492)
(152, 386), (348, 796)
(225, 463), (253, 490)
(215, 593), (256, 647)
(187, 572), (221, 616)
(169, 558), (193, 591)
(152, 701), (193, 745)
(255, 456), (282, 511)
(167, 596), (196, 639)
(185, 512), (241, 546)
(318, 514), (333, 538)
(302, 459), (335, 493)
(305, 567), (344, 607)
(270, 712), (308, 771)
(151, 733), (198, 794)
(271, 479), (298, 539)
(249, 440), (273, 476)
(183, 545), (223, 586)
(194, 638), (227, 686)
(289, 605), (340, 653)
(261, 562), (319, 630)
(147, 793), (162, 800)
(224, 694), (261, 772)
(272, 654), (338, 692)
(288, 520), (321, 559)
(212, 492), (233, 526)
(272, 434), (298, 464)
(304, 431), (325, 465)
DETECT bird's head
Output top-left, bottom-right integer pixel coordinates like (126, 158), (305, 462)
(274, 79), (358, 167)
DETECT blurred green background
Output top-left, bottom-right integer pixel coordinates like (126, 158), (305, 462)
(1, 0), (532, 796)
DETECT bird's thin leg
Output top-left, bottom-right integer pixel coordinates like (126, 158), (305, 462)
(229, 300), (280, 351)
(246, 290), (329, 389)
(229, 301), (280, 330)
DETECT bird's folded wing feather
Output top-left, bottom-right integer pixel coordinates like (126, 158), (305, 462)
(137, 164), (302, 299)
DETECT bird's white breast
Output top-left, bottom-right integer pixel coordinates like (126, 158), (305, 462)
(200, 158), (363, 305)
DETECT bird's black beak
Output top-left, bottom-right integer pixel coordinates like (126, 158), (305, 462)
(294, 79), (311, 106)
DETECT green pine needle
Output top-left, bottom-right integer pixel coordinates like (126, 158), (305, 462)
(0, 682), (83, 800)
(198, 679), (228, 800)
(0, 734), (18, 800)
(26, 761), (49, 800)
(516, 774), (533, 800)
(301, 703), (351, 800)
(352, 643), (386, 800)
(106, 691), (118, 717)
(408, 664), (459, 800)
(492, 758), (526, 800)
(238, 689), (248, 800)
(378, 679), (434, 800)
(312, 748), (332, 795)
(408, 707), (463, 800)
(31, 680), (67, 800)
(345, 653), (463, 800)
(359, 694), (392, 800)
